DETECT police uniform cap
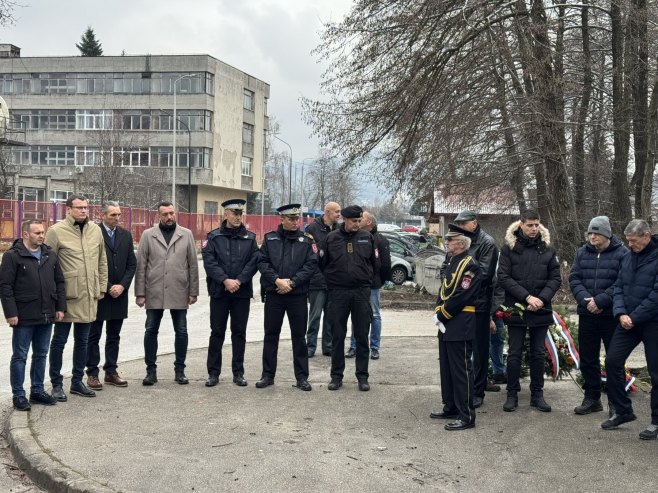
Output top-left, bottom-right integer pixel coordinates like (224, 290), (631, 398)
(445, 223), (470, 238)
(341, 205), (363, 219)
(221, 199), (246, 212)
(277, 203), (302, 216)
(455, 210), (477, 222)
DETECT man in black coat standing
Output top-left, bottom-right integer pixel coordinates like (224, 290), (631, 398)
(1, 220), (66, 411)
(497, 209), (561, 413)
(256, 203), (318, 391)
(86, 202), (136, 390)
(304, 201), (341, 358)
(452, 210), (499, 407)
(202, 199), (259, 387)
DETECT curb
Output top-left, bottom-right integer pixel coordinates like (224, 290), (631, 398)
(5, 404), (135, 493)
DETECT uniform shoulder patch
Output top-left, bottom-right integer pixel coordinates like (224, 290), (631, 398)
(461, 272), (473, 289)
(305, 232), (316, 241)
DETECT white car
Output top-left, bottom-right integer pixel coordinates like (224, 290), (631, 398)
(378, 223), (403, 232)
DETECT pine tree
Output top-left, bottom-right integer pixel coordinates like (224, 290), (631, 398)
(76, 26), (103, 57)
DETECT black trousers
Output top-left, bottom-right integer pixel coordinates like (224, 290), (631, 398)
(86, 318), (124, 377)
(473, 312), (490, 398)
(578, 315), (616, 401)
(438, 334), (475, 424)
(328, 287), (371, 381)
(606, 323), (658, 425)
(207, 297), (250, 377)
(261, 293), (309, 381)
(507, 325), (548, 395)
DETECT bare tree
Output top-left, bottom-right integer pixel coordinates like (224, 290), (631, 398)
(0, 147), (15, 199)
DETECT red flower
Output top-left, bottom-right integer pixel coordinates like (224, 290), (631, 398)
(503, 313), (511, 320)
(495, 311), (504, 319)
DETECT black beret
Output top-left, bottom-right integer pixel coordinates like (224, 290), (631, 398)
(341, 205), (363, 219)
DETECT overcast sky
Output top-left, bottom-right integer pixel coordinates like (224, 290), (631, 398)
(1, 0), (370, 186)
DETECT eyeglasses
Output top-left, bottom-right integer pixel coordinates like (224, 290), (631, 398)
(71, 206), (89, 210)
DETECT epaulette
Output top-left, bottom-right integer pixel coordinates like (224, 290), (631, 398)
(304, 232), (316, 242)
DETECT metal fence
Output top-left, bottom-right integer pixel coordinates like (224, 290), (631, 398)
(0, 199), (312, 246)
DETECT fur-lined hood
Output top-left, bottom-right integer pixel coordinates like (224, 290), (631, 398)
(504, 220), (551, 249)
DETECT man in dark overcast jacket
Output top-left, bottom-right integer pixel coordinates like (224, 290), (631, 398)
(569, 216), (628, 416)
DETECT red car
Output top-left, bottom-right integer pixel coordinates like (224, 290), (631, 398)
(402, 225), (419, 233)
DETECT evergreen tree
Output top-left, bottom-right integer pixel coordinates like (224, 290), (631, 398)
(76, 26), (103, 57)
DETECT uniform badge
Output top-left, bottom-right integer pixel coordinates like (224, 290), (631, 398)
(461, 275), (473, 289)
(299, 237), (304, 242)
(347, 243), (353, 253)
(374, 247), (379, 258)
(312, 243), (318, 254)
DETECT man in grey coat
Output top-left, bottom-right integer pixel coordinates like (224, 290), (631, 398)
(135, 201), (199, 386)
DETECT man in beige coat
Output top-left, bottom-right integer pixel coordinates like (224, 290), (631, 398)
(135, 201), (199, 386)
(46, 194), (108, 401)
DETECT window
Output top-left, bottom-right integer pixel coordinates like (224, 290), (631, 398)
(129, 149), (150, 167)
(76, 147), (103, 166)
(243, 89), (255, 111)
(242, 123), (254, 144)
(12, 146), (75, 166)
(122, 111), (151, 130)
(264, 97), (268, 116)
(204, 201), (218, 214)
(50, 190), (72, 201)
(76, 110), (113, 130)
(17, 187), (46, 202)
(241, 156), (253, 176)
(13, 110), (75, 130)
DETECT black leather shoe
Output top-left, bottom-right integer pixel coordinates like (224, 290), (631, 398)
(358, 380), (370, 391)
(12, 396), (31, 411)
(175, 371), (189, 385)
(205, 374), (219, 387)
(503, 394), (518, 412)
(444, 419), (475, 431)
(296, 379), (312, 391)
(601, 413), (637, 430)
(574, 398), (603, 415)
(486, 381), (501, 392)
(255, 377), (274, 388)
(639, 426), (658, 440)
(51, 385), (67, 402)
(70, 381), (96, 398)
(142, 371), (157, 386)
(327, 379), (342, 391)
(473, 396), (484, 408)
(430, 410), (458, 420)
(29, 391), (57, 406)
(530, 395), (552, 412)
(345, 348), (356, 358)
(370, 349), (380, 360)
(233, 374), (248, 386)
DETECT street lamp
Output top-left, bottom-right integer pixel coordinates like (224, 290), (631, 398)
(161, 109), (192, 214)
(172, 73), (200, 208)
(270, 133), (293, 203)
(298, 157), (315, 214)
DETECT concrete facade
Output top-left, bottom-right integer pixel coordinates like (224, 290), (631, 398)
(0, 52), (270, 212)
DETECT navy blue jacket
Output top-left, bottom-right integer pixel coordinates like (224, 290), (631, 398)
(569, 236), (628, 317)
(202, 222), (259, 299)
(613, 235), (658, 326)
(304, 216), (336, 290)
(258, 225), (318, 296)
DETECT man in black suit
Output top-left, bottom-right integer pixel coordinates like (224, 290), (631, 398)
(86, 201), (137, 389)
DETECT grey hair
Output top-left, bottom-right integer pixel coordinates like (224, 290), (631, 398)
(364, 211), (377, 227)
(624, 219), (651, 237)
(455, 235), (471, 249)
(102, 201), (120, 213)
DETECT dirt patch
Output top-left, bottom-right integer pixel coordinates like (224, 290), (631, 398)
(380, 283), (435, 310)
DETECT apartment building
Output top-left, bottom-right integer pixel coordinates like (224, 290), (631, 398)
(0, 44), (269, 213)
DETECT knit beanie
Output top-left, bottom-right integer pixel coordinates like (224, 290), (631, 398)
(587, 216), (612, 239)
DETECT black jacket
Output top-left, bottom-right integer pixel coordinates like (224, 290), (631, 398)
(97, 225), (137, 320)
(203, 222), (259, 299)
(0, 239), (66, 325)
(569, 235), (628, 317)
(497, 221), (561, 327)
(305, 216), (336, 290)
(372, 228), (392, 289)
(613, 235), (658, 326)
(258, 225), (318, 296)
(321, 225), (379, 289)
(435, 251), (481, 341)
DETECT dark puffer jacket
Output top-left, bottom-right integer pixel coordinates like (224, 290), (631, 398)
(202, 221), (259, 299)
(497, 221), (561, 327)
(613, 235), (658, 326)
(569, 235), (628, 317)
(0, 239), (66, 325)
(467, 226), (498, 312)
(304, 216), (336, 290)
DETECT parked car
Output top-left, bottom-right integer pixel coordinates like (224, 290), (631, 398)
(402, 225), (419, 233)
(380, 231), (420, 254)
(378, 223), (403, 232)
(388, 238), (417, 285)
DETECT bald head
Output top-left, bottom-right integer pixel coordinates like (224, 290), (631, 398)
(323, 202), (341, 226)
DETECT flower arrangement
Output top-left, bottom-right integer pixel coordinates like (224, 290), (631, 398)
(544, 309), (580, 380)
(494, 303), (526, 321)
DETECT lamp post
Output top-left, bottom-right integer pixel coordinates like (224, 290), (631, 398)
(270, 133), (293, 203)
(298, 157), (315, 214)
(172, 73), (200, 208)
(161, 109), (192, 213)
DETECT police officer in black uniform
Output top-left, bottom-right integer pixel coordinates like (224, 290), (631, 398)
(202, 199), (259, 387)
(322, 205), (379, 391)
(431, 224), (481, 431)
(256, 203), (318, 391)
